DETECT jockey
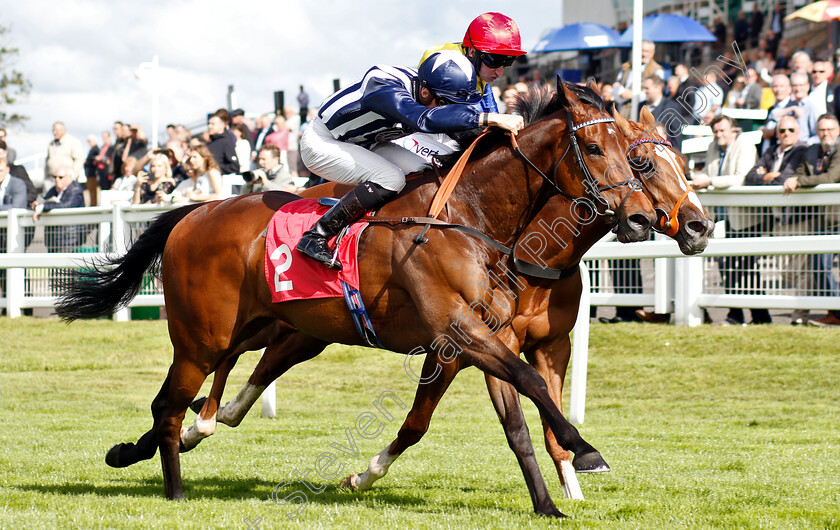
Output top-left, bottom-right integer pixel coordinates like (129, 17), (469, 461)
(420, 12), (527, 113)
(297, 50), (524, 270)
(385, 12), (527, 168)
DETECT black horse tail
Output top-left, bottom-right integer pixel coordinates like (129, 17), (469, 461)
(56, 204), (205, 322)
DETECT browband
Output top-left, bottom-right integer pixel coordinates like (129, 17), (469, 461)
(571, 117), (616, 131)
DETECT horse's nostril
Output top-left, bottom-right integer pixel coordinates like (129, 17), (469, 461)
(629, 213), (652, 230)
(686, 220), (705, 236)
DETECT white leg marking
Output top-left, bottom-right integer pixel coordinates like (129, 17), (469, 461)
(216, 383), (266, 427)
(180, 414), (217, 450)
(560, 459), (585, 500)
(354, 445), (398, 491)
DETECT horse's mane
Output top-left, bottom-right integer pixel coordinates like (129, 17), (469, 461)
(430, 81), (606, 169)
(514, 81), (605, 126)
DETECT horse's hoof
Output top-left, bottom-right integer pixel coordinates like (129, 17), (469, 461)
(106, 444), (124, 468)
(340, 473), (360, 490)
(189, 397), (207, 414)
(573, 451), (610, 473)
(536, 506), (568, 519)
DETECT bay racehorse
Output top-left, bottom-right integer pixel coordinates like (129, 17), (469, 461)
(56, 81), (655, 508)
(186, 95), (713, 517)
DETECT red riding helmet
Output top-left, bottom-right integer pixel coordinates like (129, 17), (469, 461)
(462, 12), (527, 56)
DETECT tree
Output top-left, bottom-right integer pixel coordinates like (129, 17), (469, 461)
(0, 24), (31, 126)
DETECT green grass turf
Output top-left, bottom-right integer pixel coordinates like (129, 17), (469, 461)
(1, 318), (839, 528)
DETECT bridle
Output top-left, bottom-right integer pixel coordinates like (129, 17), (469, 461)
(626, 136), (694, 237)
(363, 106), (650, 280)
(511, 109), (644, 223)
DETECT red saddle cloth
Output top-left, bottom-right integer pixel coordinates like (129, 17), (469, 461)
(264, 199), (365, 303)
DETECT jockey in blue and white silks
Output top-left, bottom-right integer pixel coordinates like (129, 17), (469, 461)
(390, 12), (528, 167)
(297, 50), (524, 270)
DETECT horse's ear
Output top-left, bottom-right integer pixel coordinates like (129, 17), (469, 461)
(586, 77), (601, 95)
(639, 105), (656, 127)
(555, 75), (570, 108)
(612, 102), (633, 135)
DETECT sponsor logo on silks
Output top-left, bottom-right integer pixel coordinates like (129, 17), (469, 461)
(408, 138), (440, 158)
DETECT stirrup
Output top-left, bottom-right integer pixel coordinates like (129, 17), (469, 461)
(297, 235), (343, 271)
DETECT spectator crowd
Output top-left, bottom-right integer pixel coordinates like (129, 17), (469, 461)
(2, 4), (839, 326)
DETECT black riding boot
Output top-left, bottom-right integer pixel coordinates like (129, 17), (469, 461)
(296, 190), (366, 270)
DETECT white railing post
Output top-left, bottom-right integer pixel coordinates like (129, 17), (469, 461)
(654, 232), (675, 314)
(569, 262), (591, 425)
(260, 348), (276, 418)
(112, 204), (130, 322)
(674, 256), (704, 326)
(6, 210), (25, 318)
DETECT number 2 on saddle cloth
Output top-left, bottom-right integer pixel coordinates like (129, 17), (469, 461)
(263, 197), (380, 347)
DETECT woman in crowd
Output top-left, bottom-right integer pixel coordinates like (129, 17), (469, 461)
(132, 153), (176, 205)
(232, 123), (252, 173)
(165, 144), (222, 203)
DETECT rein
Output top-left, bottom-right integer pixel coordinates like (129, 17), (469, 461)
(627, 137), (694, 237)
(362, 110), (645, 280)
(363, 214), (580, 280)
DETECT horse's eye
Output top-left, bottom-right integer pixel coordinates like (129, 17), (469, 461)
(586, 144), (602, 155)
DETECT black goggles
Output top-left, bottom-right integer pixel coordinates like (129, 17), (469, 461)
(478, 52), (517, 69)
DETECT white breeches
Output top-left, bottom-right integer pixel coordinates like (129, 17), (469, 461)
(300, 118), (458, 192)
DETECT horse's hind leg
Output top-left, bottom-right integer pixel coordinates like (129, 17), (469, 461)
(215, 333), (328, 427)
(484, 374), (565, 518)
(342, 354), (459, 491)
(157, 358), (212, 500)
(180, 356), (237, 452)
(106, 366), (175, 468)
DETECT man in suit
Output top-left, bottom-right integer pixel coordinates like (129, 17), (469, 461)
(761, 75), (796, 154)
(692, 116), (761, 325)
(612, 40), (664, 113)
(671, 64), (695, 121)
(0, 140), (36, 207)
(743, 117), (808, 325)
(32, 166), (87, 253)
(0, 157), (27, 210)
(252, 113), (276, 155)
(784, 113), (840, 326)
(734, 11), (750, 44)
(807, 61), (837, 117)
(639, 74), (684, 148)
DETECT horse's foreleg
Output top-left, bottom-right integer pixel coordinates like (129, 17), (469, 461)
(342, 355), (459, 491)
(524, 338), (584, 500)
(460, 336), (608, 473)
(485, 374), (566, 518)
(215, 334), (328, 427)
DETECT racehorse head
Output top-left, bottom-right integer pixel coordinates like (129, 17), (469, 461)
(612, 105), (715, 254)
(513, 78), (654, 243)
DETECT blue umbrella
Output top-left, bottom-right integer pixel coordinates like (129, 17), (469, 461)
(618, 13), (717, 44)
(532, 23), (625, 52)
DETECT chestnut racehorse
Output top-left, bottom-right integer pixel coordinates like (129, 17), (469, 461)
(56, 81), (656, 506)
(186, 96), (713, 517)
